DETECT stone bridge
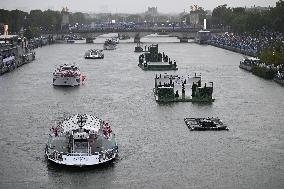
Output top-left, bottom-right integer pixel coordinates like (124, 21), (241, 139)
(50, 28), (221, 43)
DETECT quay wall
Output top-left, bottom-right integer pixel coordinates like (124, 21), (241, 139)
(208, 41), (257, 57)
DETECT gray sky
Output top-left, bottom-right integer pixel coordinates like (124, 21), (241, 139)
(0, 0), (279, 13)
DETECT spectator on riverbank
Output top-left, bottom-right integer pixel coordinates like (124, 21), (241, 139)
(210, 28), (284, 55)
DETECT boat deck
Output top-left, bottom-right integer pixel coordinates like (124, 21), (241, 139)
(48, 133), (117, 155)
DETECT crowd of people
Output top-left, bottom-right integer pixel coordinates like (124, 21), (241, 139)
(210, 28), (284, 56)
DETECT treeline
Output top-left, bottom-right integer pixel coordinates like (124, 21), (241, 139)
(209, 0), (284, 33)
(0, 0), (284, 36)
(0, 9), (89, 35)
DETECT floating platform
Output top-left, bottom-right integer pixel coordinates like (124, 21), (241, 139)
(184, 117), (228, 131)
(138, 44), (178, 71)
(154, 73), (214, 103)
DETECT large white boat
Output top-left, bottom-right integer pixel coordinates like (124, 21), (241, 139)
(103, 39), (117, 50)
(53, 64), (81, 86)
(84, 49), (104, 59)
(45, 114), (118, 167)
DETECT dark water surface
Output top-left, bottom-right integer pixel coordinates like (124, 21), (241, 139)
(0, 37), (283, 189)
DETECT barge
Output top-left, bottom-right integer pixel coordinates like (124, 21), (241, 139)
(153, 73), (214, 103)
(138, 44), (178, 71)
(184, 117), (228, 131)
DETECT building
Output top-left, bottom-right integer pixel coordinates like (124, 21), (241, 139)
(245, 6), (270, 12)
(189, 5), (205, 28)
(146, 7), (158, 16)
(61, 6), (70, 30)
(189, 12), (200, 25)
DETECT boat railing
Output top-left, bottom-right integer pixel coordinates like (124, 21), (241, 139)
(49, 147), (118, 161)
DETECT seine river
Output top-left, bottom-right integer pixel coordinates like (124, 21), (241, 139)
(0, 36), (283, 189)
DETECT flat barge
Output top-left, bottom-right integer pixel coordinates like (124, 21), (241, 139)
(184, 117), (228, 131)
(138, 44), (178, 71)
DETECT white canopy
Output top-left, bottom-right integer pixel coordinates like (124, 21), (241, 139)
(60, 114), (101, 133)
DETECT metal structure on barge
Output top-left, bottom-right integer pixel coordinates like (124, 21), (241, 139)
(45, 114), (118, 167)
(138, 44), (178, 71)
(153, 73), (214, 103)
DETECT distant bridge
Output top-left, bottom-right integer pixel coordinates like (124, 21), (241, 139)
(50, 28), (222, 43)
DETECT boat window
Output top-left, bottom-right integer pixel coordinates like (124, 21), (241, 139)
(73, 141), (88, 153)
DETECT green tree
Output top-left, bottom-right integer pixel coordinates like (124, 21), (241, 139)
(24, 26), (40, 39)
(271, 0), (284, 32)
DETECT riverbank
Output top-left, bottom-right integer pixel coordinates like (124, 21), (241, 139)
(208, 40), (284, 86)
(0, 35), (36, 75)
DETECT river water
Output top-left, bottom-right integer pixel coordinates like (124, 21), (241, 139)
(0, 36), (283, 189)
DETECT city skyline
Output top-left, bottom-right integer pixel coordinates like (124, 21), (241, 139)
(0, 0), (279, 13)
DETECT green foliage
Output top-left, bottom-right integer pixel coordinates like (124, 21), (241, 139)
(260, 50), (284, 65)
(270, 0), (284, 31)
(24, 26), (40, 39)
(70, 12), (88, 24)
(252, 66), (277, 79)
(0, 9), (28, 34)
(209, 0), (284, 32)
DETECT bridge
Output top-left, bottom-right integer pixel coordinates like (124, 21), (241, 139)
(50, 27), (222, 43)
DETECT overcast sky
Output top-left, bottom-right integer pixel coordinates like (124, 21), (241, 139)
(0, 0), (279, 13)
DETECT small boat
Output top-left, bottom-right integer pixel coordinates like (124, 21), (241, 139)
(53, 63), (82, 86)
(103, 39), (117, 50)
(86, 37), (94, 44)
(239, 57), (261, 71)
(112, 37), (119, 44)
(119, 35), (130, 40)
(184, 117), (228, 131)
(45, 114), (118, 167)
(84, 49), (104, 59)
(134, 42), (144, 52)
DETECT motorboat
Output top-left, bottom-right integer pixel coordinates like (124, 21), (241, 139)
(53, 63), (82, 86)
(85, 49), (104, 59)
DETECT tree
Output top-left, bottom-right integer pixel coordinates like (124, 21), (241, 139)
(271, 0), (284, 32)
(24, 26), (40, 39)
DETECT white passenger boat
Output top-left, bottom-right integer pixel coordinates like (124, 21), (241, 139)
(103, 39), (117, 50)
(53, 63), (81, 86)
(84, 49), (104, 59)
(45, 114), (118, 167)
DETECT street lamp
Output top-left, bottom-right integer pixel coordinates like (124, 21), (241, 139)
(273, 51), (276, 64)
